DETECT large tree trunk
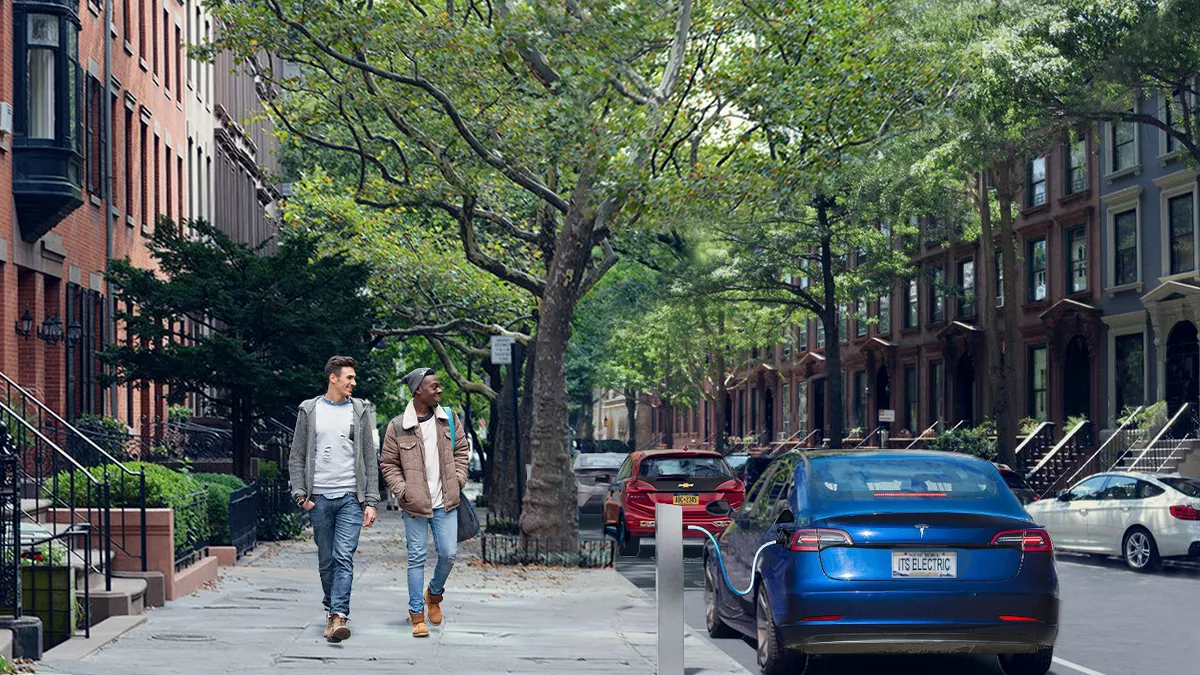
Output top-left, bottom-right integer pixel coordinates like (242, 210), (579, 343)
(818, 201), (845, 449)
(977, 172), (1006, 457)
(519, 185), (597, 541)
(232, 389), (253, 481)
(624, 387), (637, 450)
(995, 164), (1023, 467)
(484, 360), (521, 520)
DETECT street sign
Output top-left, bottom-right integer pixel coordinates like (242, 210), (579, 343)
(878, 409), (896, 423)
(490, 335), (515, 365)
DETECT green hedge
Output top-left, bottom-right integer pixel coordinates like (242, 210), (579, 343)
(191, 473), (247, 546)
(927, 425), (998, 461)
(45, 462), (209, 551)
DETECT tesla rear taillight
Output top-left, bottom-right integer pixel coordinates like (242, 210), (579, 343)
(789, 528), (854, 552)
(999, 615), (1040, 622)
(627, 480), (654, 503)
(800, 615), (843, 622)
(1170, 505), (1200, 521)
(990, 529), (1052, 552)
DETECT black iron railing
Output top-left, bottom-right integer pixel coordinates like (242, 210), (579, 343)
(255, 477), (302, 541)
(1014, 422), (1056, 475)
(1122, 403), (1192, 473)
(228, 484), (259, 558)
(1061, 406), (1146, 495)
(1026, 419), (1092, 495)
(173, 489), (210, 571)
(0, 421), (22, 622)
(1, 372), (148, 583)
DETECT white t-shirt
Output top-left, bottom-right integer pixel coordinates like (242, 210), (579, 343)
(419, 414), (445, 510)
(312, 398), (356, 496)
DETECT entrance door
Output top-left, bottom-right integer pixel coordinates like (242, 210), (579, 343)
(955, 354), (976, 424)
(875, 366), (892, 423)
(1166, 321), (1200, 434)
(764, 387), (775, 441)
(1063, 335), (1091, 421)
(813, 379), (826, 441)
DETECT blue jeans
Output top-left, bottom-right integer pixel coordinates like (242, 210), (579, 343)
(309, 494), (363, 617)
(403, 508), (458, 614)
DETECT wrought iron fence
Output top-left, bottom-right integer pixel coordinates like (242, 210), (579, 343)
(481, 533), (615, 568)
(0, 421), (22, 621)
(173, 489), (210, 571)
(256, 477), (303, 541)
(18, 526), (91, 649)
(228, 484), (259, 558)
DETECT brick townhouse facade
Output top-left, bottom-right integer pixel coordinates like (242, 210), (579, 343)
(2, 0), (278, 431)
(670, 126), (1115, 450)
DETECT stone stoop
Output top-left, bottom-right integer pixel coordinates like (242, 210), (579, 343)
(1175, 440), (1200, 479)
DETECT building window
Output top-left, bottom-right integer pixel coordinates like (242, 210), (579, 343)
(152, 0), (159, 75)
(123, 0), (131, 42)
(1169, 192), (1195, 275)
(816, 320), (825, 349)
(1067, 227), (1087, 293)
(125, 108), (134, 216)
(856, 300), (868, 338)
(1067, 137), (1087, 194)
(1112, 121), (1136, 172)
(929, 361), (945, 426)
(139, 0), (146, 56)
(879, 294), (890, 334)
(86, 76), (103, 196)
(154, 134), (161, 222)
(1114, 209), (1138, 286)
(903, 364), (917, 433)
(140, 120), (148, 229)
(165, 147), (173, 220)
(929, 267), (945, 323)
(1115, 333), (1145, 415)
(781, 384), (791, 436)
(782, 326), (792, 359)
(1028, 345), (1048, 421)
(163, 9), (171, 90)
(904, 279), (918, 328)
(22, 12), (82, 144)
(175, 25), (183, 102)
(1028, 238), (1047, 302)
(1028, 156), (1047, 207)
(839, 303), (848, 343)
(1164, 90), (1185, 154)
(957, 259), (975, 318)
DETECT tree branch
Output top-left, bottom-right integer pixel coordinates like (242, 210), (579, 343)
(427, 336), (497, 400)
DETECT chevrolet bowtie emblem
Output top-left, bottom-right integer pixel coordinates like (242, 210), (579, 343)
(678, 482), (694, 488)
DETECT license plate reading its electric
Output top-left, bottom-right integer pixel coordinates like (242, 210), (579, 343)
(673, 494), (699, 505)
(892, 551), (957, 578)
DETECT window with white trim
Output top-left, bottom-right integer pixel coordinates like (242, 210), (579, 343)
(1169, 192), (1195, 275)
(1114, 209), (1138, 286)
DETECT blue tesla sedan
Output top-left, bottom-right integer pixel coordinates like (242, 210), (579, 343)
(702, 450), (1059, 675)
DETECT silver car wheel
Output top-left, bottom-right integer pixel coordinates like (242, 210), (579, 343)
(756, 589), (769, 665)
(1126, 531), (1151, 568)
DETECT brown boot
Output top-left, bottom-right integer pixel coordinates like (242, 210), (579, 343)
(408, 611), (429, 638)
(328, 615), (351, 642)
(425, 589), (444, 626)
(323, 614), (337, 640)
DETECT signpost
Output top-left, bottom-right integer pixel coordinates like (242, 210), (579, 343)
(490, 336), (522, 511)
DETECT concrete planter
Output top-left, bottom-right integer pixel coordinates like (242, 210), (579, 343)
(47, 508), (216, 601)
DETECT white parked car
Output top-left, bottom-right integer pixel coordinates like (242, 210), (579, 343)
(1026, 471), (1200, 572)
(574, 452), (627, 512)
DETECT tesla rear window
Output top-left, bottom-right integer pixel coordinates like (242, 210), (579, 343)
(810, 456), (998, 499)
(1161, 477), (1200, 498)
(640, 456), (732, 479)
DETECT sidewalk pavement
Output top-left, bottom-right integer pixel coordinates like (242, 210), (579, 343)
(39, 506), (752, 675)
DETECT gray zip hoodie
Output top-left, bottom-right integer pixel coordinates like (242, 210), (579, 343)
(288, 396), (380, 506)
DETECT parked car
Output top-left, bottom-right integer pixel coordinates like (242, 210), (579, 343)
(995, 463), (1039, 506)
(1026, 471), (1200, 572)
(704, 450), (1058, 675)
(574, 452), (627, 512)
(604, 449), (745, 556)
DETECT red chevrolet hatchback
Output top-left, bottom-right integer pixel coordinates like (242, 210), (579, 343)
(603, 449), (745, 556)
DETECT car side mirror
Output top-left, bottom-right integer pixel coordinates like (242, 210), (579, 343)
(775, 508), (795, 525)
(1057, 491), (1072, 502)
(706, 499), (732, 516)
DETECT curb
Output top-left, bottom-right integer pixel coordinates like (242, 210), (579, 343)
(41, 615), (148, 661)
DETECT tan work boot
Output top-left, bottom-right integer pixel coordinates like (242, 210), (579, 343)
(408, 610), (429, 638)
(328, 615), (351, 642)
(425, 589), (444, 626)
(323, 614), (337, 640)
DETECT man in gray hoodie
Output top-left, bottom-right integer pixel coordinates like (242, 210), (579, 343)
(288, 355), (380, 643)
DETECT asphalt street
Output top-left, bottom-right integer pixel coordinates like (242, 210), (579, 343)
(580, 513), (1199, 675)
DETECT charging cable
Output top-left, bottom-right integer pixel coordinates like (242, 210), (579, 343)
(686, 525), (779, 596)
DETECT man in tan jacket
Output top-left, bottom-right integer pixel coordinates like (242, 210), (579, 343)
(380, 368), (470, 637)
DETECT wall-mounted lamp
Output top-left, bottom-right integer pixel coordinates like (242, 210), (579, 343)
(14, 306), (33, 339)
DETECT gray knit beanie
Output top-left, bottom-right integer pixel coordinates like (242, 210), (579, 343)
(404, 368), (436, 395)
